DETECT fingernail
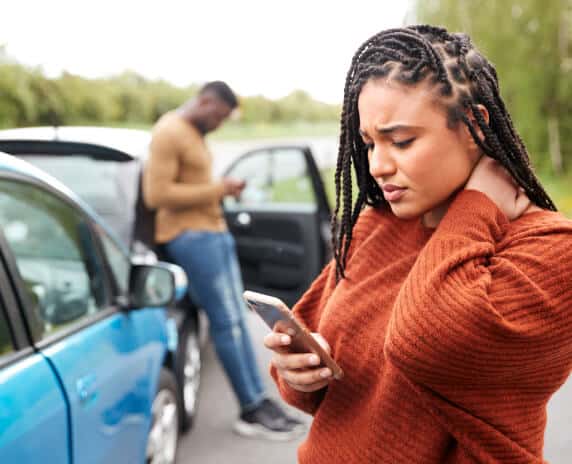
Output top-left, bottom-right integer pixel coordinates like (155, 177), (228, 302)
(320, 368), (331, 378)
(287, 328), (296, 336)
(280, 335), (290, 345)
(309, 355), (320, 365)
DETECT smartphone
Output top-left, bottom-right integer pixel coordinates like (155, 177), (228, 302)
(243, 290), (344, 380)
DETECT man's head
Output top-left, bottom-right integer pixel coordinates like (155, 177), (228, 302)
(188, 81), (238, 134)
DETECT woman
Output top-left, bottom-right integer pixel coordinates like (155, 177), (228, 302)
(264, 25), (572, 463)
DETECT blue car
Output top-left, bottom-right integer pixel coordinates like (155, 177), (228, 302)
(0, 152), (188, 464)
(0, 127), (208, 437)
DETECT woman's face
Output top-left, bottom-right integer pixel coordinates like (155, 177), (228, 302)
(358, 78), (480, 227)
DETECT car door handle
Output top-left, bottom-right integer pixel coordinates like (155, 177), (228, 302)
(235, 212), (251, 228)
(76, 373), (98, 405)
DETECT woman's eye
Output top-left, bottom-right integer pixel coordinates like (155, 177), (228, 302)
(393, 138), (415, 149)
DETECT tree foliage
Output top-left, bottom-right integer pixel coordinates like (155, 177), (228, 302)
(0, 52), (340, 131)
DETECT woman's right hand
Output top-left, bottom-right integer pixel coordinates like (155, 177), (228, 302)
(264, 331), (333, 393)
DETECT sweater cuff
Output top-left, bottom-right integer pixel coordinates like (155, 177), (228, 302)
(270, 364), (324, 415)
(437, 190), (509, 243)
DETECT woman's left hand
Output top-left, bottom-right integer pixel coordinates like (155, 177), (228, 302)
(465, 156), (534, 220)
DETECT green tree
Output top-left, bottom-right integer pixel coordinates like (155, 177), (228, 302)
(0, 61), (38, 126)
(28, 71), (66, 126)
(0, 58), (341, 130)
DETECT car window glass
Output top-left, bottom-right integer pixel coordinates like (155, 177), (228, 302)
(0, 179), (109, 339)
(270, 148), (315, 204)
(224, 148), (316, 208)
(0, 303), (13, 356)
(19, 155), (139, 247)
(224, 150), (272, 206)
(99, 231), (130, 295)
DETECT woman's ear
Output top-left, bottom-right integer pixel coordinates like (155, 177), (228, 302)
(466, 104), (489, 142)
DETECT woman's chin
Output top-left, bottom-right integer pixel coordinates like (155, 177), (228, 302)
(388, 203), (422, 220)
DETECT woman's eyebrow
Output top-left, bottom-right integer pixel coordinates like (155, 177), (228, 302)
(359, 125), (419, 137)
(375, 124), (418, 134)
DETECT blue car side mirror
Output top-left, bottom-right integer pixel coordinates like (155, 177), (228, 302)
(129, 262), (187, 309)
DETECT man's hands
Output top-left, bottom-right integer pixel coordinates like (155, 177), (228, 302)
(465, 156), (539, 220)
(222, 177), (246, 199)
(264, 331), (333, 393)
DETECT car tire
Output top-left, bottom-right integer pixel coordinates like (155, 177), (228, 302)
(176, 315), (202, 432)
(146, 368), (179, 464)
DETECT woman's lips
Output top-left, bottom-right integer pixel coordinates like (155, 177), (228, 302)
(382, 184), (407, 202)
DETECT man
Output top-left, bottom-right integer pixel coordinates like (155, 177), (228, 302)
(143, 81), (304, 440)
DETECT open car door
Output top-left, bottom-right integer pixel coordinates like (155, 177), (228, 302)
(223, 145), (332, 307)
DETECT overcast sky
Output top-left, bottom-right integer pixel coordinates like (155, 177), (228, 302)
(0, 0), (413, 103)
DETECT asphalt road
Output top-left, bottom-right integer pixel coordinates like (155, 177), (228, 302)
(176, 309), (571, 463)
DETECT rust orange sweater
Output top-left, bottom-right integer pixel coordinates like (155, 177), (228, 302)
(271, 190), (572, 463)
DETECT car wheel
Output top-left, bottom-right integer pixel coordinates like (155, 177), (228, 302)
(177, 316), (202, 432)
(146, 369), (179, 464)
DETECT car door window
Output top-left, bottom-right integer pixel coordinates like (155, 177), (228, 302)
(99, 231), (130, 295)
(224, 148), (316, 208)
(0, 179), (108, 339)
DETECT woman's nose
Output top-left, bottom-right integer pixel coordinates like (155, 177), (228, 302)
(368, 145), (396, 178)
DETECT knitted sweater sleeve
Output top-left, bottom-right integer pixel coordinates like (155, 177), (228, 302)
(384, 190), (572, 461)
(386, 189), (572, 384)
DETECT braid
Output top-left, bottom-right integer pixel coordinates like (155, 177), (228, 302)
(331, 57), (361, 279)
(331, 24), (557, 281)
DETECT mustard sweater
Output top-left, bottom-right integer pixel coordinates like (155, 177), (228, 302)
(143, 111), (226, 243)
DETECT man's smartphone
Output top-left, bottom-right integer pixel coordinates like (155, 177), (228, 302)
(243, 290), (344, 380)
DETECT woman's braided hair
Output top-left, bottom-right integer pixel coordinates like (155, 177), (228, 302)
(331, 25), (557, 281)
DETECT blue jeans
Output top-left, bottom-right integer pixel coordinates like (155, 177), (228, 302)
(165, 230), (265, 411)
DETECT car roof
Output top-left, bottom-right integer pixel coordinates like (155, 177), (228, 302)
(0, 126), (151, 159)
(0, 150), (128, 251)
